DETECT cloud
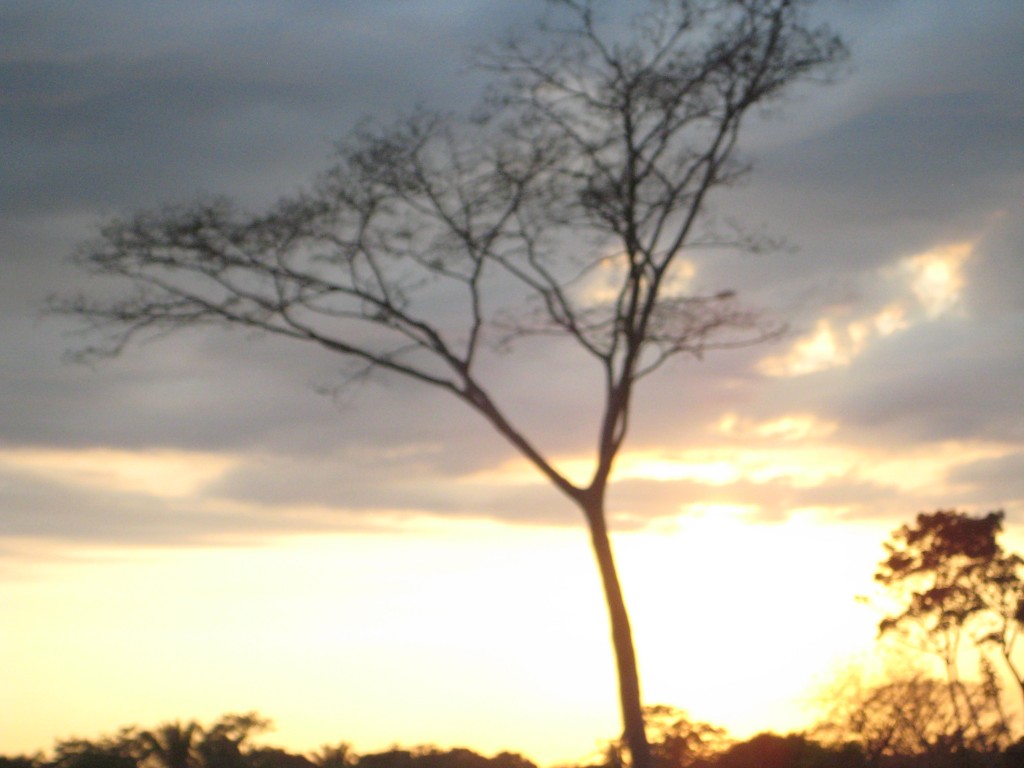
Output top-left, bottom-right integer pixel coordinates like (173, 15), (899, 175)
(896, 241), (973, 318)
(756, 238), (976, 377)
(1, 0), (1022, 554)
(948, 452), (1024, 506)
(0, 3), (535, 215)
(715, 412), (838, 441)
(0, 448), (446, 548)
(0, 463), (244, 547)
(758, 318), (863, 377)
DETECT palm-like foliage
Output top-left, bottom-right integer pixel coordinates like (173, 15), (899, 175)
(137, 722), (203, 768)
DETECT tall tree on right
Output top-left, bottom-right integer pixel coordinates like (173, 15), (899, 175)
(875, 509), (1024, 742)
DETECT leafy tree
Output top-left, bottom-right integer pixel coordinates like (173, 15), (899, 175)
(474, 753), (536, 768)
(49, 751), (137, 768)
(196, 713), (271, 768)
(645, 705), (729, 768)
(137, 721), (203, 768)
(351, 748), (535, 768)
(713, 732), (842, 768)
(308, 745), (354, 768)
(50, 730), (142, 768)
(55, 2), (844, 765)
(595, 705), (729, 768)
(875, 510), (1024, 741)
(244, 749), (315, 768)
(44, 714), (273, 768)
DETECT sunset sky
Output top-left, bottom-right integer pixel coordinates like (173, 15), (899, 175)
(2, 1), (1024, 764)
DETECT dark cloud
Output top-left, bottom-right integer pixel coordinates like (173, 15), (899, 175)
(698, 0), (1024, 317)
(761, 91), (1024, 225)
(788, 319), (1024, 445)
(0, 465), (265, 547)
(0, 2), (535, 215)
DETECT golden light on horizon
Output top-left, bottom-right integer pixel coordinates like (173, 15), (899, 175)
(458, 427), (1017, 512)
(617, 510), (886, 736)
(4, 421), (1019, 761)
(2, 513), (889, 763)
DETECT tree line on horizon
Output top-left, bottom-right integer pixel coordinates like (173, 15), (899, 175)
(6, 510), (1024, 768)
(1, 703), (1021, 768)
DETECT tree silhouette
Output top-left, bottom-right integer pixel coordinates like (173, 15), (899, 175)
(645, 706), (729, 768)
(245, 749), (315, 768)
(308, 745), (354, 768)
(814, 665), (1013, 764)
(196, 714), (270, 768)
(352, 748), (536, 768)
(50, 730), (141, 768)
(875, 510), (1024, 741)
(713, 733), (835, 768)
(598, 705), (729, 768)
(54, 2), (844, 765)
(137, 722), (203, 768)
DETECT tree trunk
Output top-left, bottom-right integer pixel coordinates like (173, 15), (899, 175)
(583, 498), (652, 768)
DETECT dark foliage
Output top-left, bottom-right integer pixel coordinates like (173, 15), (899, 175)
(9, 709), (1024, 768)
(875, 510), (1024, 742)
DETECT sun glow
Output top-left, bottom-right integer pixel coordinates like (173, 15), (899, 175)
(617, 513), (887, 736)
(4, 428), (1015, 760)
(2, 515), (887, 761)
(902, 241), (973, 317)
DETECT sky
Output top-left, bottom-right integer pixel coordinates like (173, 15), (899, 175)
(2, 0), (1024, 763)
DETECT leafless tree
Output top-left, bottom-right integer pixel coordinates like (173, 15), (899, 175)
(55, 2), (844, 766)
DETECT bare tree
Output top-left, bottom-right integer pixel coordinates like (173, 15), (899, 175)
(54, 2), (844, 766)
